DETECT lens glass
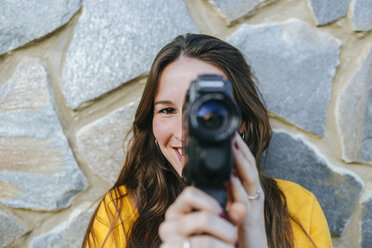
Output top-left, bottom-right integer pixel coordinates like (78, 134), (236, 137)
(196, 100), (228, 130)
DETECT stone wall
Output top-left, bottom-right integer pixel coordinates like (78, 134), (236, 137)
(0, 0), (371, 247)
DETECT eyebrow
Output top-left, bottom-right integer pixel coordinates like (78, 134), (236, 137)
(153, 100), (174, 106)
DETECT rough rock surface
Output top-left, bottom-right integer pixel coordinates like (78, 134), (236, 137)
(0, 57), (87, 210)
(31, 203), (94, 248)
(208, 0), (277, 24)
(0, 210), (28, 248)
(337, 46), (372, 162)
(362, 90), (372, 161)
(361, 197), (372, 248)
(307, 0), (349, 25)
(77, 100), (139, 184)
(0, 0), (81, 55)
(62, 0), (198, 109)
(351, 0), (372, 31)
(262, 131), (364, 236)
(228, 18), (340, 137)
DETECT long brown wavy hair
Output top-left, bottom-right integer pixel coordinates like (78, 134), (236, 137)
(82, 33), (315, 248)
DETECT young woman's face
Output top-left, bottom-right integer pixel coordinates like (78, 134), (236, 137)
(152, 57), (226, 175)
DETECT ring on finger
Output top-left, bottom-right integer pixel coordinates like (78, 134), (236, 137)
(183, 238), (191, 248)
(247, 188), (261, 200)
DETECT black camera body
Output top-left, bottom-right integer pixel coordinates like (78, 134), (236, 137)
(182, 74), (241, 208)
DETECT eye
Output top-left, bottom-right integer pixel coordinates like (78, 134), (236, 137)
(160, 107), (176, 114)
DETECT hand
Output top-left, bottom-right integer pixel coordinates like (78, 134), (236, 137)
(229, 133), (268, 248)
(159, 186), (239, 248)
(159, 133), (268, 248)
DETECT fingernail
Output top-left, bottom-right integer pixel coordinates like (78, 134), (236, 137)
(232, 169), (238, 178)
(219, 212), (228, 220)
(234, 141), (239, 150)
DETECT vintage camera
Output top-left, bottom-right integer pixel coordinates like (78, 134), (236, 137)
(182, 74), (241, 208)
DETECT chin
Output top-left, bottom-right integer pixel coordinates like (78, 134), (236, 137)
(173, 164), (183, 176)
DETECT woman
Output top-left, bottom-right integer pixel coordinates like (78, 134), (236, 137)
(82, 33), (332, 248)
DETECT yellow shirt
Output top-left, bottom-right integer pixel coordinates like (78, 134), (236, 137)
(88, 186), (138, 247)
(275, 179), (333, 248)
(88, 179), (332, 247)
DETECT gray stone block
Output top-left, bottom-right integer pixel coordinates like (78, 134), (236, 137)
(207, 0), (277, 24)
(0, 209), (28, 248)
(361, 89), (372, 161)
(0, 0), (81, 55)
(351, 0), (372, 31)
(262, 131), (364, 236)
(0, 57), (87, 210)
(228, 18), (340, 137)
(62, 0), (198, 109)
(361, 197), (372, 248)
(31, 203), (94, 248)
(307, 0), (349, 25)
(337, 46), (372, 163)
(76, 100), (139, 184)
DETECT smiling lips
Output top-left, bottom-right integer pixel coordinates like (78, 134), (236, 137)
(174, 147), (183, 162)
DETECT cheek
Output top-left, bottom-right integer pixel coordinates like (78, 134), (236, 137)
(152, 116), (172, 145)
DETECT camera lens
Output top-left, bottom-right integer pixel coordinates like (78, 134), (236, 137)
(196, 100), (228, 130)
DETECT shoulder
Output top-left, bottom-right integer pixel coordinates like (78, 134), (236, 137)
(274, 178), (316, 205)
(274, 178), (333, 247)
(103, 185), (132, 207)
(89, 185), (138, 246)
(274, 178), (316, 220)
(98, 185), (138, 227)
(274, 178), (313, 195)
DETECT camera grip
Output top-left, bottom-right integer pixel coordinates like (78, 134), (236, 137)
(199, 186), (227, 210)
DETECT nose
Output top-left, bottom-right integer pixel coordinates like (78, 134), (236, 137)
(174, 111), (183, 141)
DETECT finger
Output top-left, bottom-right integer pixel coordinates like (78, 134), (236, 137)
(231, 172), (264, 201)
(228, 175), (265, 229)
(161, 211), (237, 244)
(159, 221), (180, 243)
(225, 177), (247, 225)
(165, 187), (223, 220)
(189, 235), (236, 248)
(229, 173), (249, 204)
(160, 235), (235, 248)
(227, 202), (247, 226)
(232, 144), (259, 195)
(234, 132), (256, 166)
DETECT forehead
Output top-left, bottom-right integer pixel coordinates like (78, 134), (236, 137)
(155, 57), (226, 101)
